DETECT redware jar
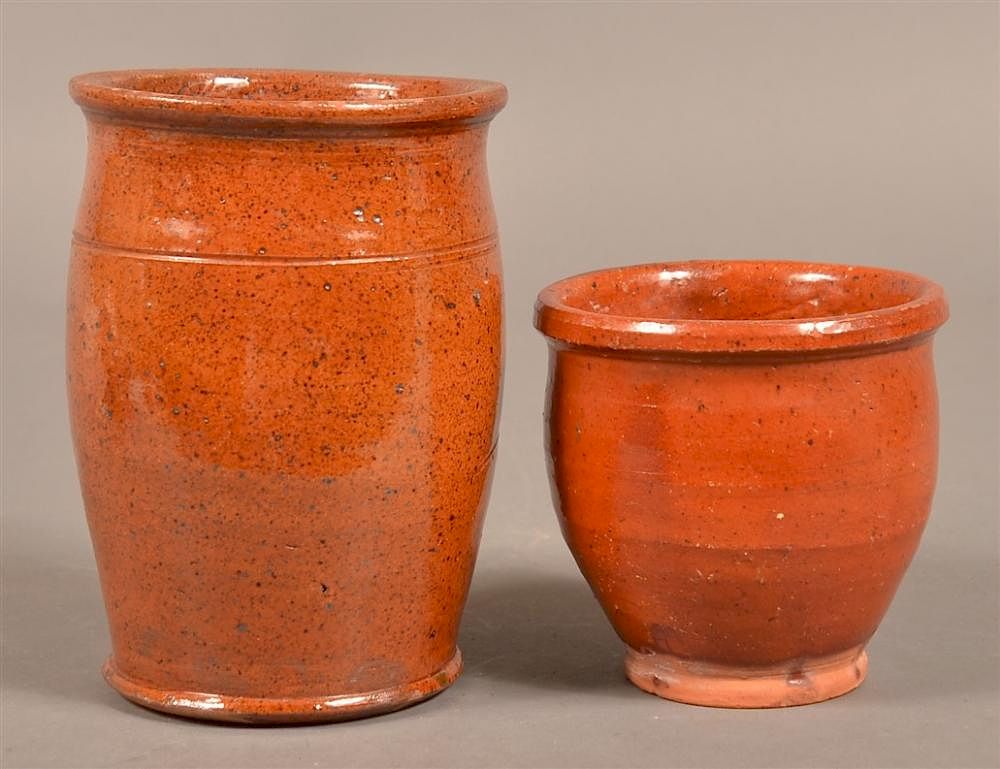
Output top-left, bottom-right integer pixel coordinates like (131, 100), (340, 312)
(535, 260), (947, 707)
(67, 69), (506, 723)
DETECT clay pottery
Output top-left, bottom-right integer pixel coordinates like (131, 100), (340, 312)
(67, 69), (506, 723)
(535, 261), (947, 708)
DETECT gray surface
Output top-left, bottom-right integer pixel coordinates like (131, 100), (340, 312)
(2, 2), (998, 767)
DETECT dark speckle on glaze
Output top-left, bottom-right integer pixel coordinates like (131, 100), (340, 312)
(66, 69), (506, 724)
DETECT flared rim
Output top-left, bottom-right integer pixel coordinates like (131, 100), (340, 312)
(535, 260), (948, 354)
(69, 69), (507, 132)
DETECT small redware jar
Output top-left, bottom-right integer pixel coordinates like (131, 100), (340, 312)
(535, 260), (947, 707)
(67, 69), (506, 723)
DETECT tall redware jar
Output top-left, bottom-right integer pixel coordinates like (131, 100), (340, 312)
(536, 261), (948, 708)
(67, 70), (506, 723)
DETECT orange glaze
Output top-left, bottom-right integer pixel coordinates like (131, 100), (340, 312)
(67, 69), (506, 722)
(536, 260), (947, 707)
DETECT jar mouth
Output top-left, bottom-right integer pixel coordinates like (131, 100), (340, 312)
(535, 261), (948, 354)
(69, 69), (507, 133)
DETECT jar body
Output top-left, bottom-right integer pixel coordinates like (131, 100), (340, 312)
(545, 339), (939, 707)
(67, 103), (503, 722)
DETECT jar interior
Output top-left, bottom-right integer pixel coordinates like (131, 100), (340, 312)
(565, 264), (924, 322)
(109, 72), (476, 103)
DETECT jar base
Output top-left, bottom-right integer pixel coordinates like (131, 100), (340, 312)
(623, 644), (867, 708)
(102, 649), (463, 724)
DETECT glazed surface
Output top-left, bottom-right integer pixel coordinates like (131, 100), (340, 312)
(536, 260), (946, 352)
(536, 261), (947, 707)
(102, 651), (463, 724)
(67, 70), (505, 721)
(70, 69), (507, 132)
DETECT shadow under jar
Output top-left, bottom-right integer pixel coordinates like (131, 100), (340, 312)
(534, 261), (947, 708)
(67, 69), (506, 723)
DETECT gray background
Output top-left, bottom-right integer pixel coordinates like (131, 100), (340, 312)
(2, 2), (998, 767)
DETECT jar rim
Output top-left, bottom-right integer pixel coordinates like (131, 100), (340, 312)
(69, 69), (507, 133)
(534, 260), (948, 354)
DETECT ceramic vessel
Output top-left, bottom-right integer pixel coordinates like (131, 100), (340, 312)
(535, 261), (947, 708)
(67, 69), (506, 723)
